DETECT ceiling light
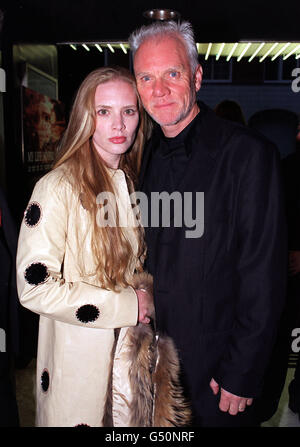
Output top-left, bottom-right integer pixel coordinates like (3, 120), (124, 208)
(271, 42), (291, 61)
(143, 9), (180, 20)
(259, 42), (279, 62)
(226, 42), (238, 61)
(70, 44), (77, 50)
(216, 43), (225, 60)
(237, 42), (251, 61)
(95, 44), (103, 52)
(82, 44), (90, 51)
(120, 44), (127, 54)
(248, 42), (265, 62)
(205, 43), (212, 60)
(283, 43), (300, 60)
(107, 44), (115, 53)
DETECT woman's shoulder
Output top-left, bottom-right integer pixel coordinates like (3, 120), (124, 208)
(34, 164), (73, 195)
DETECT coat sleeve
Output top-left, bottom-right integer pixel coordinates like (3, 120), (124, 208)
(16, 172), (138, 329)
(214, 133), (287, 398)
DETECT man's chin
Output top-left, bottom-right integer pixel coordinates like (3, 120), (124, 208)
(148, 112), (181, 127)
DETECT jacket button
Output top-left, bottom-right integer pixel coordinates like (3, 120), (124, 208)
(24, 202), (42, 227)
(41, 369), (50, 392)
(24, 262), (49, 285)
(76, 304), (100, 323)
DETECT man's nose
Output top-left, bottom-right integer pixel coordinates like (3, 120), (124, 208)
(152, 78), (169, 97)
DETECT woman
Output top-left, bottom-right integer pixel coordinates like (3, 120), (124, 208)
(16, 66), (153, 427)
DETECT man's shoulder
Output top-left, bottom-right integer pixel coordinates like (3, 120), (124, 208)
(199, 102), (279, 160)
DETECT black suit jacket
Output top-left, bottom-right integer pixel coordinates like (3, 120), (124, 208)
(139, 103), (287, 406)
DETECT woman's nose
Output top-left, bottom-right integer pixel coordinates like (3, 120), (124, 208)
(112, 114), (125, 130)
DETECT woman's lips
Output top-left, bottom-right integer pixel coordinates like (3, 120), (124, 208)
(109, 137), (126, 144)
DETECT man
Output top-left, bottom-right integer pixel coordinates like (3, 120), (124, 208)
(0, 187), (20, 426)
(128, 20), (287, 426)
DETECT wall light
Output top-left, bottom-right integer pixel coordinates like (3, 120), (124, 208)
(70, 44), (77, 50)
(95, 44), (103, 52)
(82, 44), (90, 51)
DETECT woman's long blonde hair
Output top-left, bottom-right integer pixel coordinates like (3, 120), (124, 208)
(53, 66), (150, 291)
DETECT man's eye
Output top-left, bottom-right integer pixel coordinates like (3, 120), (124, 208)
(169, 71), (179, 78)
(141, 75), (151, 82)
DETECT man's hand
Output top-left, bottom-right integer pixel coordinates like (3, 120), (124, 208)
(135, 288), (154, 324)
(210, 378), (253, 415)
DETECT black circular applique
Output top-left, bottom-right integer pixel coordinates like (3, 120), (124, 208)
(76, 304), (100, 323)
(24, 262), (49, 285)
(75, 424), (90, 427)
(24, 202), (42, 227)
(41, 369), (50, 392)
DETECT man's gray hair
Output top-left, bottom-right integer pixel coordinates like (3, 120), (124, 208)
(128, 20), (199, 75)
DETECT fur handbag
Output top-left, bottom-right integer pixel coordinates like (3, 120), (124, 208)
(102, 272), (191, 427)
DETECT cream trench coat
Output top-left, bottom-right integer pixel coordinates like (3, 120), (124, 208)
(16, 165), (141, 427)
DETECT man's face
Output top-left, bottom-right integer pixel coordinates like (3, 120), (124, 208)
(134, 35), (202, 137)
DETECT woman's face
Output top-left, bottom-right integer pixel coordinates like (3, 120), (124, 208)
(92, 79), (139, 169)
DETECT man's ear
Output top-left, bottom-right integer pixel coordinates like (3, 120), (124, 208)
(195, 64), (203, 92)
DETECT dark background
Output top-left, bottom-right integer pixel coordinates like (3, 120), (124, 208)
(2, 0), (300, 44)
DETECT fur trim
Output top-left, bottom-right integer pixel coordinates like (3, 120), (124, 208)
(130, 271), (153, 294)
(126, 324), (191, 427)
(127, 323), (155, 426)
(102, 272), (191, 427)
(153, 335), (192, 426)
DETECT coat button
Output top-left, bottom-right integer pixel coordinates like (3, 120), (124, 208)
(41, 369), (50, 392)
(24, 202), (42, 227)
(76, 304), (100, 323)
(24, 262), (49, 285)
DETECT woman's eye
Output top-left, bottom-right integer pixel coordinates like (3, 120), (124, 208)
(97, 109), (108, 115)
(124, 109), (137, 115)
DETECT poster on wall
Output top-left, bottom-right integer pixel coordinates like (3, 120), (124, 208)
(22, 86), (66, 175)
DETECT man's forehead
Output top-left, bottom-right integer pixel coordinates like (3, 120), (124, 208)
(137, 33), (185, 53)
(134, 35), (189, 71)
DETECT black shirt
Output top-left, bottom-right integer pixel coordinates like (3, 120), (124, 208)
(142, 109), (204, 274)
